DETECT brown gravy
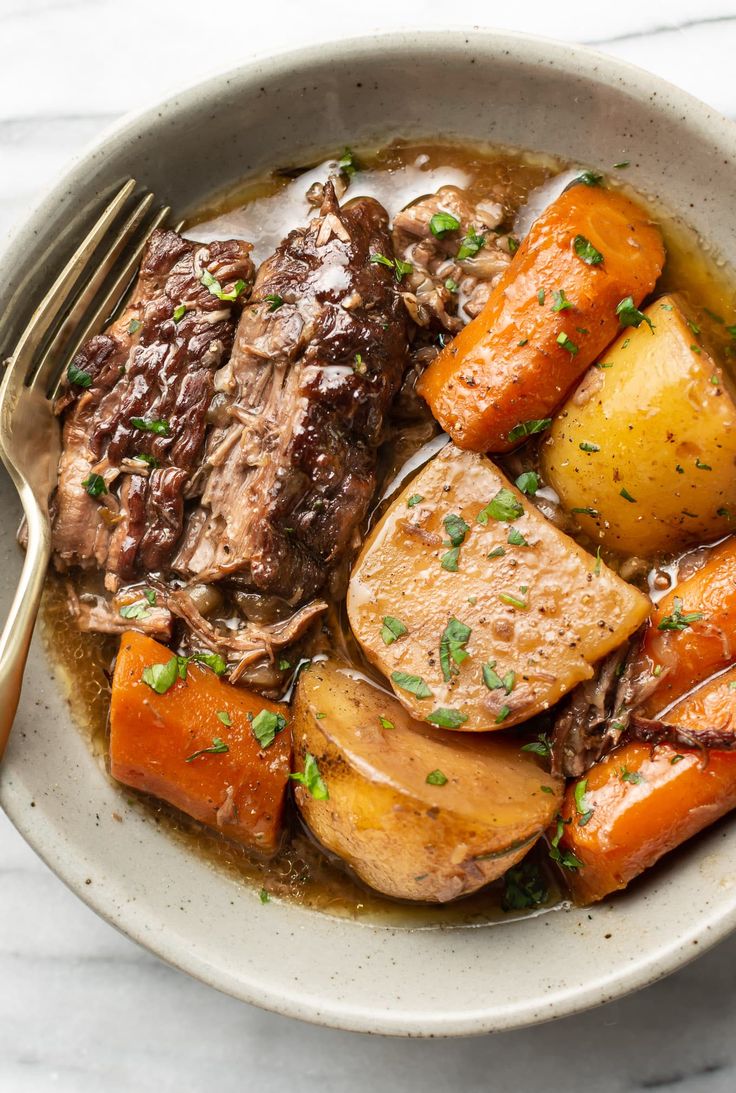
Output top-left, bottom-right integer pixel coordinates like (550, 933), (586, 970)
(43, 139), (736, 926)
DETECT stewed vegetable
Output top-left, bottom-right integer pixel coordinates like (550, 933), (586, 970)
(45, 140), (736, 918)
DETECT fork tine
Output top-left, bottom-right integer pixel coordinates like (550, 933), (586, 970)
(6, 180), (137, 385)
(29, 191), (156, 393)
(44, 204), (171, 399)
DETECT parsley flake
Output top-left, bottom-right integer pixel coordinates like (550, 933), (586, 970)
(429, 211), (461, 237)
(426, 709), (468, 729)
(439, 617), (472, 683)
(391, 671), (433, 699)
(573, 235), (604, 265)
(251, 709), (287, 747)
(508, 418), (552, 443)
(381, 615), (408, 645)
(290, 752), (329, 799)
(658, 596), (704, 631)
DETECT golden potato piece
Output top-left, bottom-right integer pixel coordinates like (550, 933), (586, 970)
(347, 443), (649, 730)
(292, 657), (563, 902)
(541, 294), (736, 556)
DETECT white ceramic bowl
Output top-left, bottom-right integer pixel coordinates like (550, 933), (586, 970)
(3, 29), (736, 1037)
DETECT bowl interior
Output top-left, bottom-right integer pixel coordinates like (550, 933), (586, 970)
(3, 30), (736, 1035)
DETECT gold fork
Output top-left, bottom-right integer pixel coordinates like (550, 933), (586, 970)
(0, 181), (170, 760)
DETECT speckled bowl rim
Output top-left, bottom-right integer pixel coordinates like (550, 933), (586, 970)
(4, 26), (736, 1036)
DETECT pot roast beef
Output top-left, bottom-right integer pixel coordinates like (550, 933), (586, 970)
(173, 183), (408, 603)
(52, 230), (255, 586)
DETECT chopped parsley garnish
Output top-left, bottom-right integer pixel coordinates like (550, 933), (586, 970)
(119, 601), (150, 620)
(173, 304), (187, 322)
(616, 295), (653, 330)
(572, 506), (599, 517)
(439, 617), (472, 682)
(217, 710), (232, 727)
(521, 733), (551, 757)
(537, 288), (545, 305)
(379, 715), (395, 730)
(696, 458), (712, 471)
(143, 588), (156, 605)
(143, 652), (225, 693)
(130, 417), (170, 436)
(81, 473), (107, 498)
(337, 147), (356, 175)
(551, 289), (573, 312)
(370, 253), (413, 282)
(290, 753), (328, 799)
(557, 331), (579, 355)
(456, 228), (486, 261)
(185, 737), (229, 762)
(265, 293), (284, 312)
(579, 441), (600, 453)
(487, 546), (506, 559)
(353, 352), (367, 374)
(619, 487), (636, 503)
(391, 671), (433, 699)
(574, 778), (594, 826)
(201, 269), (247, 302)
(142, 656), (184, 694)
(507, 527), (529, 547)
(381, 615), (408, 645)
(190, 651), (228, 676)
(576, 170), (604, 186)
(67, 362), (92, 388)
(515, 470), (540, 496)
(658, 596), (704, 631)
(508, 418), (552, 443)
(573, 235), (604, 265)
(620, 766), (644, 785)
(507, 236), (520, 255)
(477, 487), (524, 524)
(259, 888), (270, 904)
(251, 709), (287, 747)
(502, 862), (549, 911)
(443, 513), (470, 545)
(429, 211), (461, 237)
(134, 452), (160, 467)
(407, 494), (424, 508)
(482, 661), (514, 694)
(444, 277), (459, 294)
(426, 769), (449, 785)
(499, 592), (528, 610)
(278, 658), (291, 671)
(127, 318), (142, 335)
(549, 817), (583, 870)
(440, 547), (461, 571)
(426, 709), (468, 729)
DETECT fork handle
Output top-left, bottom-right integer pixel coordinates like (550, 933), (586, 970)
(0, 491), (51, 761)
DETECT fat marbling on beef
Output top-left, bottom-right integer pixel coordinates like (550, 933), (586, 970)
(174, 183), (408, 603)
(52, 229), (255, 586)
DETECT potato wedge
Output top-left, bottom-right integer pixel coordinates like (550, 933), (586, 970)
(541, 294), (736, 556)
(292, 657), (563, 901)
(347, 443), (649, 730)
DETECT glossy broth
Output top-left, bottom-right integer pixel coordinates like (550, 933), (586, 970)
(43, 139), (736, 926)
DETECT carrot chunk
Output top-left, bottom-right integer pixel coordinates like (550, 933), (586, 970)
(642, 538), (736, 714)
(559, 665), (736, 904)
(417, 183), (665, 452)
(110, 631), (291, 854)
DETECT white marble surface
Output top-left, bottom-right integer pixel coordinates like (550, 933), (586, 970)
(3, 0), (736, 1088)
